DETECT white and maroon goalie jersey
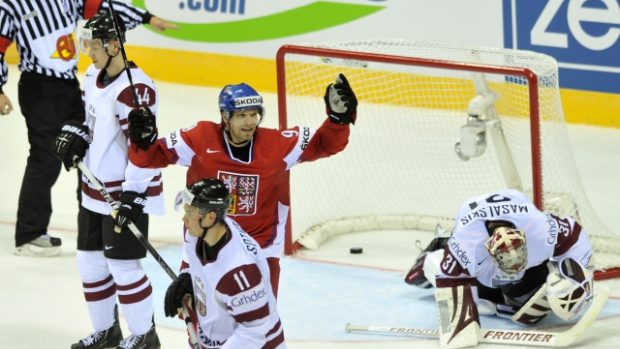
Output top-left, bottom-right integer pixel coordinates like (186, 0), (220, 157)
(438, 189), (592, 288)
(184, 217), (285, 349)
(81, 63), (164, 216)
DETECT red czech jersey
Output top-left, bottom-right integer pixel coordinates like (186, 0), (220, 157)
(129, 119), (349, 247)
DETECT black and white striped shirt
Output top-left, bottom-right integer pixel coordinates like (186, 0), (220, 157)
(0, 0), (149, 88)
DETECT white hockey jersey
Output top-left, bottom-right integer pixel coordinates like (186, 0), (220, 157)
(438, 189), (593, 288)
(80, 64), (164, 215)
(184, 217), (285, 349)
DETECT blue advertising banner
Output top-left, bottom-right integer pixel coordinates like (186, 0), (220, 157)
(502, 0), (620, 93)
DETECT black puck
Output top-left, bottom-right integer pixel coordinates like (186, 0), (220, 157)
(349, 247), (363, 254)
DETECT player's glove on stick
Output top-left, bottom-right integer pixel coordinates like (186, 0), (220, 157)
(164, 272), (195, 317)
(113, 191), (147, 233)
(128, 106), (158, 150)
(324, 73), (358, 125)
(52, 120), (90, 171)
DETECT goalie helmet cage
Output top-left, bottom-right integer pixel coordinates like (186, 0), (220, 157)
(275, 40), (620, 280)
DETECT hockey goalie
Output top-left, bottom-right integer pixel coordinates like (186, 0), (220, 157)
(404, 189), (595, 348)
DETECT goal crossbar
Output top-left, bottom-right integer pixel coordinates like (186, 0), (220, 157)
(276, 40), (620, 280)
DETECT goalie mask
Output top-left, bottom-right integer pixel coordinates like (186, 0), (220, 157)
(485, 226), (527, 276)
(219, 83), (265, 120)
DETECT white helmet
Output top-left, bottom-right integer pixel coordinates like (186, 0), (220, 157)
(485, 226), (527, 276)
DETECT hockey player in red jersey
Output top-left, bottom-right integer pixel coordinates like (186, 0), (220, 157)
(52, 11), (163, 349)
(404, 189), (595, 348)
(165, 178), (285, 349)
(127, 74), (357, 297)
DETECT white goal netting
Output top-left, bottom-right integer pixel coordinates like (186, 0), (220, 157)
(277, 39), (620, 279)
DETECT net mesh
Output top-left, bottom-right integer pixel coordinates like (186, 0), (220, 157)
(278, 39), (619, 277)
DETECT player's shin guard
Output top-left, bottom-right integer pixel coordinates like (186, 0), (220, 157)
(435, 280), (480, 349)
(76, 251), (118, 332)
(108, 258), (154, 337)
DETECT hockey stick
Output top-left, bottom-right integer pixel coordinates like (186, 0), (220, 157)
(346, 286), (609, 347)
(76, 161), (201, 349)
(104, 0), (141, 106)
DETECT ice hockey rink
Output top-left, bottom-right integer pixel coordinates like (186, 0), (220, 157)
(1, 66), (620, 349)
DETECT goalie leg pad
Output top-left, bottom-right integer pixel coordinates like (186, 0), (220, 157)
(404, 253), (431, 288)
(423, 249), (444, 288)
(404, 243), (446, 288)
(435, 280), (480, 348)
(506, 284), (551, 325)
(476, 298), (498, 316)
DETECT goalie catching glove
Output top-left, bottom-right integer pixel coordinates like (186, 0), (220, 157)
(52, 120), (90, 171)
(546, 257), (593, 321)
(324, 73), (358, 125)
(164, 272), (194, 318)
(128, 106), (158, 150)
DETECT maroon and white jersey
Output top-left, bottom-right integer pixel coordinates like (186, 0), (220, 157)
(129, 119), (349, 256)
(437, 189), (592, 288)
(80, 63), (164, 215)
(184, 217), (285, 349)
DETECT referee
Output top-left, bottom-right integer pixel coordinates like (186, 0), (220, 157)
(0, 0), (176, 257)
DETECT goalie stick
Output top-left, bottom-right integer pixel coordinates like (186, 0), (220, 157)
(76, 161), (201, 349)
(345, 286), (609, 347)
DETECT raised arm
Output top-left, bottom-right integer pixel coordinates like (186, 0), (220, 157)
(82, 0), (178, 30)
(295, 73), (358, 164)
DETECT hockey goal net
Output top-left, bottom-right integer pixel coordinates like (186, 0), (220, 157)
(276, 40), (620, 280)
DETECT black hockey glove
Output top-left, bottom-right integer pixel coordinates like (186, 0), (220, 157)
(113, 191), (147, 233)
(324, 73), (358, 125)
(52, 120), (90, 171)
(128, 106), (158, 150)
(164, 272), (194, 317)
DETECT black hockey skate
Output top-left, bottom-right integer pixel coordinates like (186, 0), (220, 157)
(404, 224), (451, 288)
(71, 308), (123, 349)
(116, 325), (160, 349)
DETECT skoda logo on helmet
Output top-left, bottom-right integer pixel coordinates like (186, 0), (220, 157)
(219, 83), (264, 119)
(233, 96), (263, 108)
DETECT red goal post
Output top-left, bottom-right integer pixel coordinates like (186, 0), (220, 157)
(276, 40), (620, 280)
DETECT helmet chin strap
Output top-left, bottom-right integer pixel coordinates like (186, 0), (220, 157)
(102, 42), (121, 74)
(102, 55), (112, 72)
(199, 219), (217, 240)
